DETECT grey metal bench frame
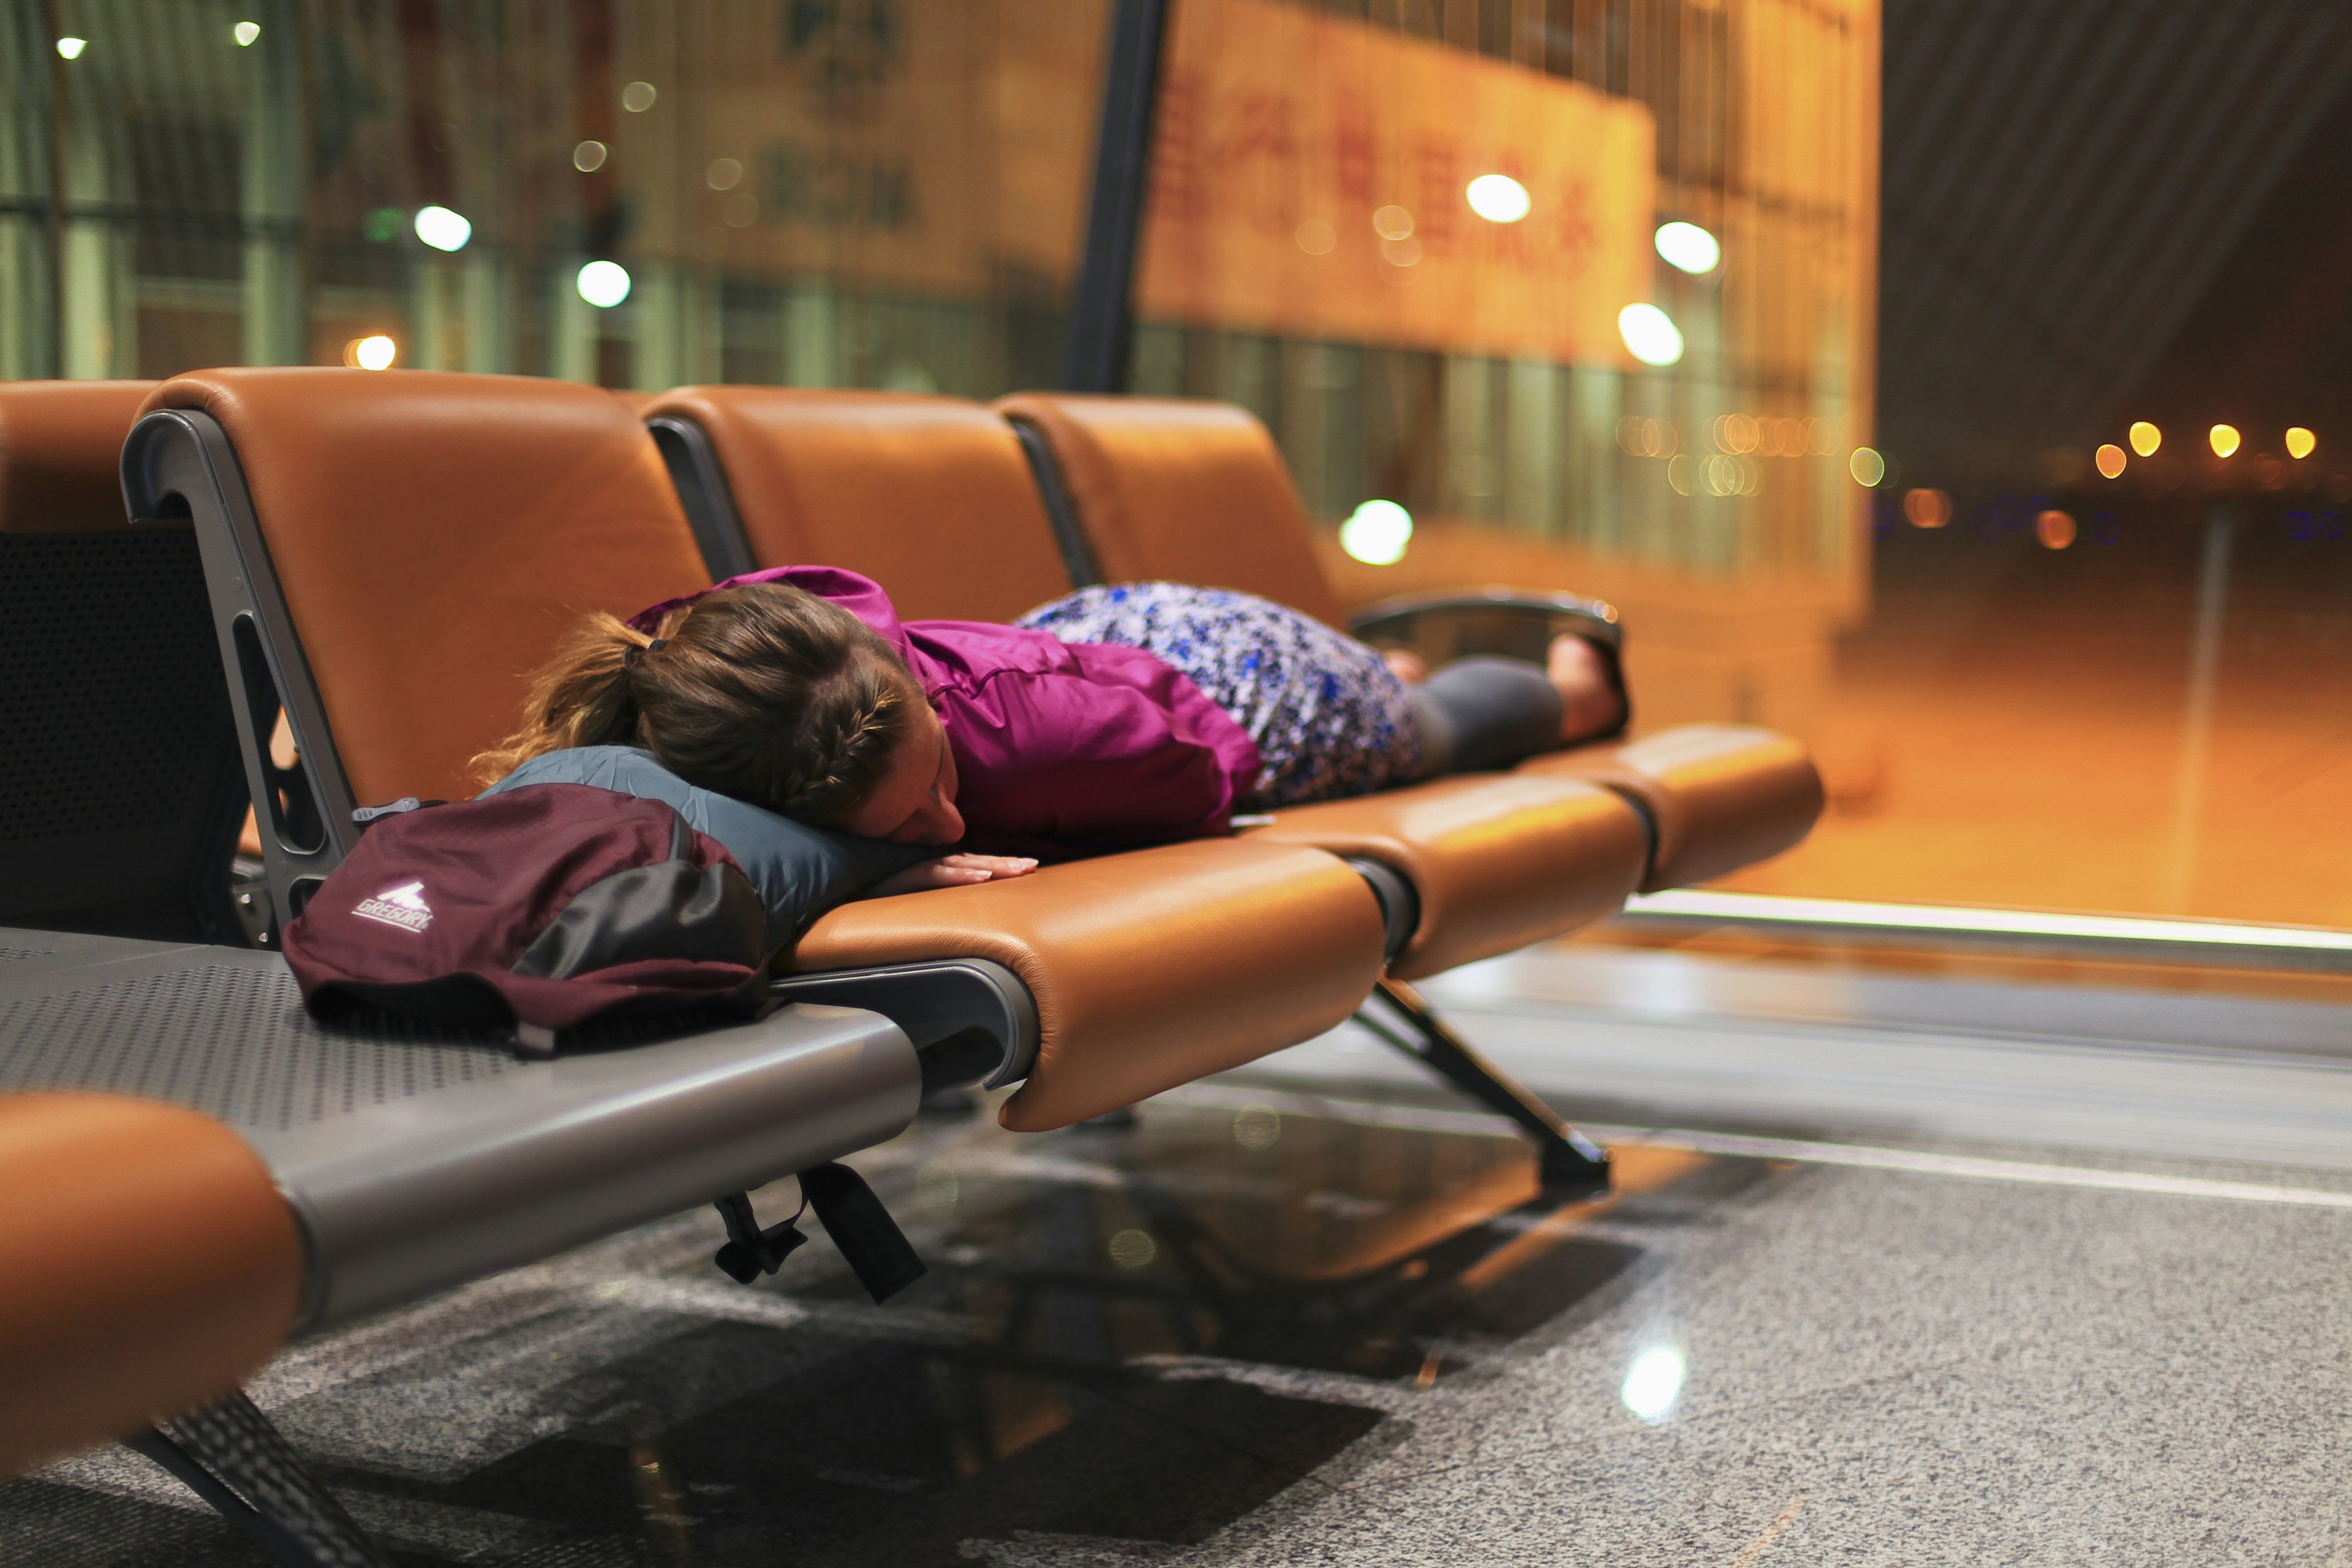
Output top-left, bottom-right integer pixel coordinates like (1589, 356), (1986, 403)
(0, 925), (939, 1566)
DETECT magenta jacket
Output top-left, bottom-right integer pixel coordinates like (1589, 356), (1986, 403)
(631, 566), (1261, 857)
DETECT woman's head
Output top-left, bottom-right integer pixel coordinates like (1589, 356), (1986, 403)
(476, 582), (963, 842)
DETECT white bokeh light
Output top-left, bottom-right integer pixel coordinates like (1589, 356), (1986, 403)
(576, 260), (632, 308)
(55, 36), (86, 59)
(1618, 303), (1685, 367)
(412, 206), (472, 252)
(1465, 173), (1531, 224)
(1340, 499), (1414, 565)
(233, 20), (260, 45)
(352, 335), (397, 371)
(1654, 221), (1721, 275)
(1621, 1346), (1686, 1422)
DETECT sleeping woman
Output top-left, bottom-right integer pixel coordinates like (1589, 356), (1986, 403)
(474, 568), (1627, 894)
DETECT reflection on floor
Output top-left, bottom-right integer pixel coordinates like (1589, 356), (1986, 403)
(11, 941), (2352, 1564)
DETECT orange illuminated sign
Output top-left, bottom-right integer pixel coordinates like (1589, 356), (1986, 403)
(1137, 0), (1658, 366)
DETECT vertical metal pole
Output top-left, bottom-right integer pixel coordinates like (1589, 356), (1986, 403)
(243, 0), (306, 367)
(1060, 0), (1172, 393)
(2160, 502), (2235, 911)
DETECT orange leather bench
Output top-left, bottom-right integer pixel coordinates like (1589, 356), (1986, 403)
(131, 369), (1391, 1134)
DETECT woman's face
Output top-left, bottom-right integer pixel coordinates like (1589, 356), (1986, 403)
(843, 697), (963, 845)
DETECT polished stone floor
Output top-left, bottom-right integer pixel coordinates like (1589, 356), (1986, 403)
(10, 940), (2352, 1566)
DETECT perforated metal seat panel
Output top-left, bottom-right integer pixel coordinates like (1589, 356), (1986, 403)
(0, 932), (924, 1331)
(0, 529), (248, 941)
(0, 963), (519, 1130)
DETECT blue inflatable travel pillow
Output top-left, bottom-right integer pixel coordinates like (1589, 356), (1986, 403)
(481, 746), (929, 946)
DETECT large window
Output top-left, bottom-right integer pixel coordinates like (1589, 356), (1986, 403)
(13, 0), (2352, 928)
(0, 1), (1102, 393)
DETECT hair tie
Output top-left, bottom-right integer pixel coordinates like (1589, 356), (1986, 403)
(646, 638), (668, 653)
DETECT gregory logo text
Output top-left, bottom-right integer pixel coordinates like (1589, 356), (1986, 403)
(353, 881), (433, 933)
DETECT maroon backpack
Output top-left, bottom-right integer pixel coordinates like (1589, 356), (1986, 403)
(279, 747), (924, 1054)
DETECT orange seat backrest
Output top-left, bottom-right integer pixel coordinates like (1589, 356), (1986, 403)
(646, 386), (1073, 625)
(0, 381), (156, 533)
(996, 393), (1348, 627)
(140, 369), (710, 807)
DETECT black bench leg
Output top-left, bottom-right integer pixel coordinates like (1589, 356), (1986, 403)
(1357, 978), (1613, 1198)
(124, 1390), (393, 1568)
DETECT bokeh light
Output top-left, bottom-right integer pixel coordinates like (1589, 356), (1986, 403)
(1465, 173), (1532, 223)
(576, 260), (631, 307)
(2287, 426), (2317, 460)
(1372, 205), (1414, 241)
(412, 205), (472, 252)
(1903, 488), (1952, 527)
(1295, 218), (1336, 255)
(2128, 421), (2162, 457)
(573, 139), (608, 173)
(55, 36), (85, 59)
(1340, 499), (1414, 564)
(1618, 303), (1684, 366)
(347, 334), (396, 371)
(2209, 424), (2240, 458)
(706, 157), (743, 190)
(1621, 1346), (1686, 1422)
(621, 80), (657, 112)
(2037, 510), (2076, 549)
(2094, 443), (2127, 478)
(1654, 221), (1721, 275)
(232, 21), (260, 46)
(1849, 447), (1887, 486)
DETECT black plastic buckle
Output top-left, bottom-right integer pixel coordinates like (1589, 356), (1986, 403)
(710, 1163), (927, 1302)
(712, 1191), (809, 1283)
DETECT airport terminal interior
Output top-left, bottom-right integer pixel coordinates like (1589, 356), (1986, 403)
(7, 1), (2352, 1563)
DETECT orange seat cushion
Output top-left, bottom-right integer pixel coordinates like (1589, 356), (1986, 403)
(141, 369), (710, 808)
(0, 380), (156, 534)
(997, 393), (1349, 625)
(648, 386), (1074, 624)
(0, 1094), (301, 1475)
(1254, 774), (1649, 978)
(788, 837), (1388, 1129)
(1520, 724), (1825, 891)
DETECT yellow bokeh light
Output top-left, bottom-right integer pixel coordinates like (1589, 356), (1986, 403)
(2094, 443), (2126, 478)
(2128, 421), (2162, 457)
(2287, 426), (2317, 460)
(2209, 424), (2241, 458)
(345, 334), (396, 371)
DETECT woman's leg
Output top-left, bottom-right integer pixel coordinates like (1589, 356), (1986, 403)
(1405, 638), (1629, 777)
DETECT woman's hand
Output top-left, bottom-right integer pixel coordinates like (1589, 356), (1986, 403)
(865, 854), (1040, 898)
